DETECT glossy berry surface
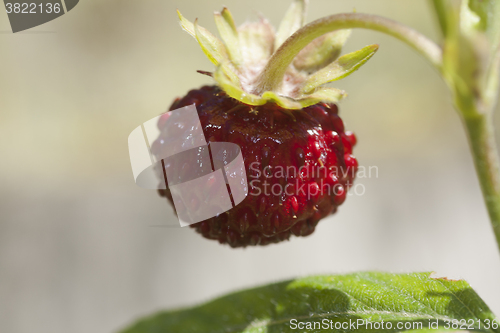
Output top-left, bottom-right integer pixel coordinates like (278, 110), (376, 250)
(154, 86), (358, 247)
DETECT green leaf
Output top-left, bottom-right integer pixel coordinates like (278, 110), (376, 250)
(274, 0), (308, 50)
(293, 30), (351, 72)
(301, 44), (379, 94)
(214, 8), (243, 67)
(119, 272), (499, 333)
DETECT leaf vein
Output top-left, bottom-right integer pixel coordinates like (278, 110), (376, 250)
(360, 273), (443, 318)
(434, 279), (496, 333)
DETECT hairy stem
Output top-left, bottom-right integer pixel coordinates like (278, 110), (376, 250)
(255, 13), (443, 93)
(462, 110), (500, 253)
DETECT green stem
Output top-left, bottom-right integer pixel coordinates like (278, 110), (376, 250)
(462, 111), (500, 252)
(254, 10), (500, 253)
(255, 13), (443, 93)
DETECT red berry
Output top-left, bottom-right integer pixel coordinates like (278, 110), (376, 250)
(343, 153), (359, 183)
(332, 184), (347, 205)
(345, 131), (357, 147)
(154, 86), (358, 247)
(289, 196), (299, 214)
(341, 134), (352, 154)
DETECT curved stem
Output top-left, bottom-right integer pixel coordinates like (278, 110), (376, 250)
(462, 111), (500, 253)
(255, 13), (443, 93)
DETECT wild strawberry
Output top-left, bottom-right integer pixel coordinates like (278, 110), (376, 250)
(154, 0), (377, 247)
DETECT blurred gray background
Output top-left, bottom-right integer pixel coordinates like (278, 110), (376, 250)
(1, 1), (500, 332)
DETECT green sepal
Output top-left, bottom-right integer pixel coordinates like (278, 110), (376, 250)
(238, 19), (275, 66)
(261, 91), (304, 109)
(301, 44), (379, 94)
(293, 30), (351, 72)
(297, 87), (346, 106)
(178, 4), (375, 110)
(213, 65), (303, 109)
(213, 64), (266, 106)
(214, 8), (243, 68)
(177, 9), (196, 38)
(213, 62), (344, 110)
(274, 0), (308, 50)
(177, 10), (229, 66)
